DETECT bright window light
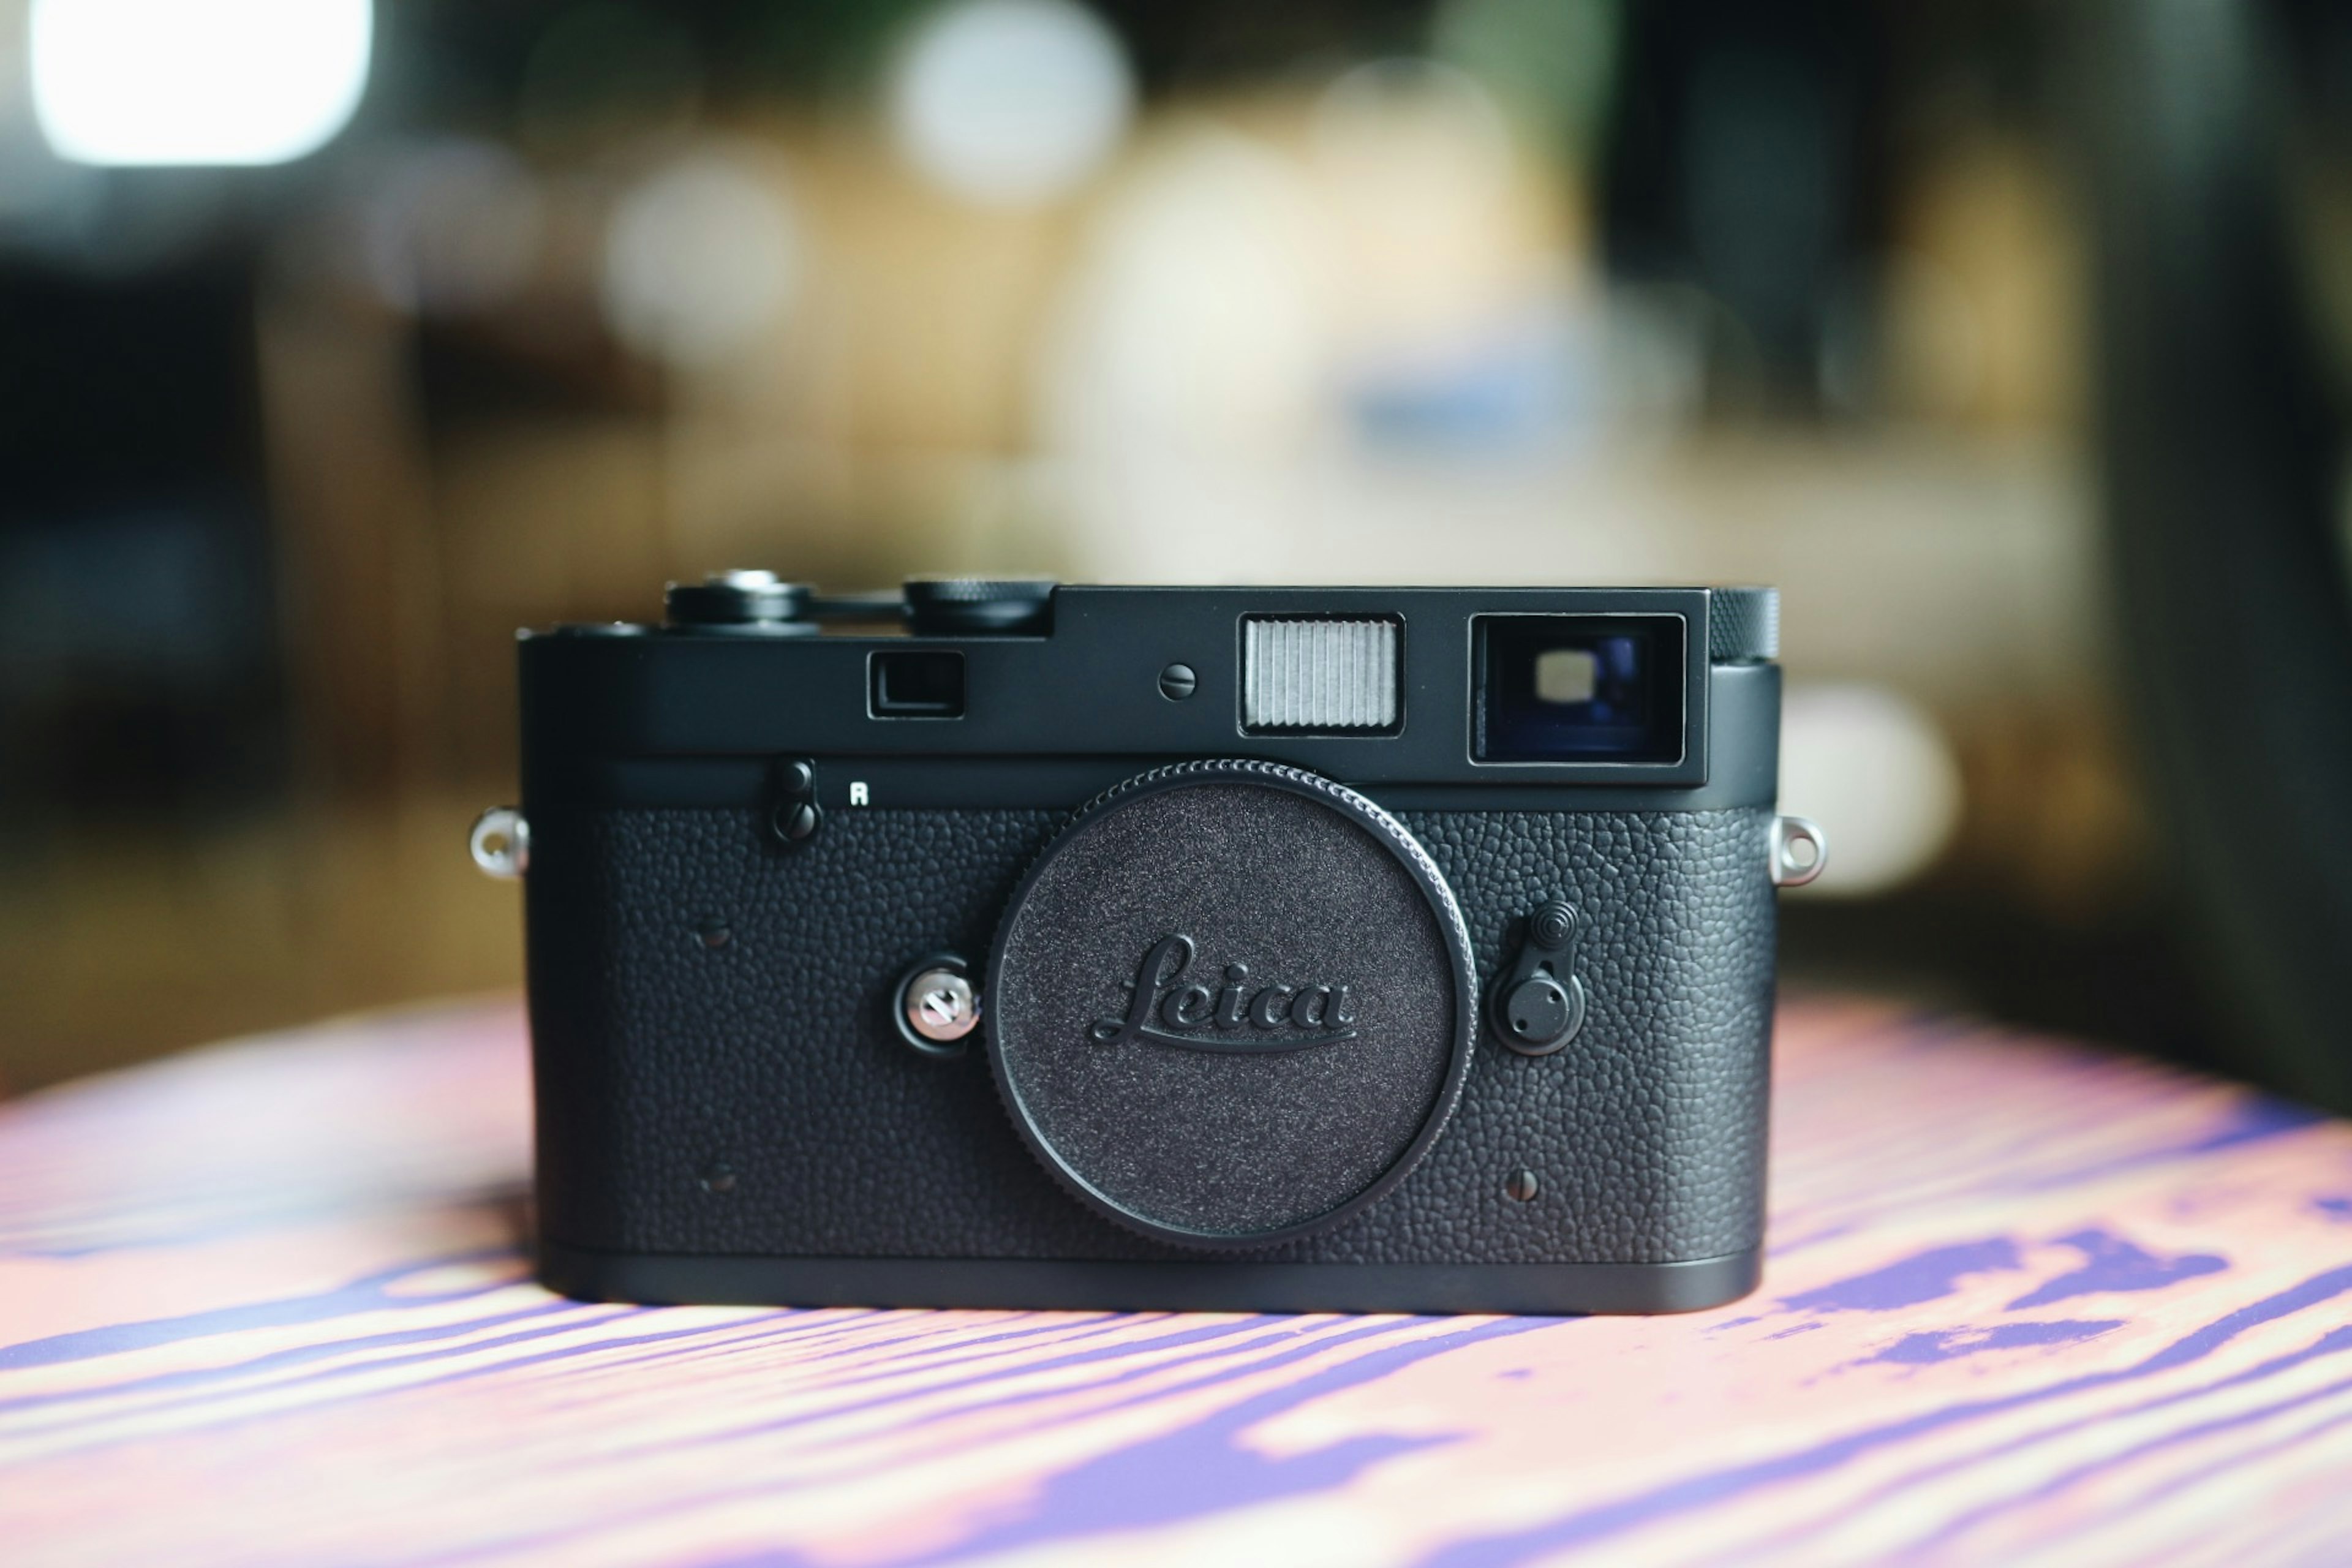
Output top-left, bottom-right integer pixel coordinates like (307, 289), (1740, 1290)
(31, 0), (372, 167)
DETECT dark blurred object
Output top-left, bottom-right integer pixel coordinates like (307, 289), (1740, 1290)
(2079, 0), (2352, 1110)
(0, 252), (282, 823)
(1602, 0), (1882, 411)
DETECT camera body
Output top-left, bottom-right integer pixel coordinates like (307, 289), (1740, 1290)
(506, 576), (1812, 1315)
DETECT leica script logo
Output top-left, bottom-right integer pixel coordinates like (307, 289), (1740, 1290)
(1090, 935), (1358, 1053)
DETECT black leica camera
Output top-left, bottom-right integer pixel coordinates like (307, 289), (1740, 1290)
(476, 574), (1824, 1315)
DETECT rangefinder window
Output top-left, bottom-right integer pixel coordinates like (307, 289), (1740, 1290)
(869, 650), (965, 718)
(1474, 615), (1685, 763)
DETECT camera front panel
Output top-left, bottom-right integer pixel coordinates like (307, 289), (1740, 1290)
(525, 796), (1773, 1274)
(517, 582), (1789, 1313)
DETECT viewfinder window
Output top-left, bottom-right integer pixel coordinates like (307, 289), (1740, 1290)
(869, 650), (965, 718)
(1474, 616), (1684, 763)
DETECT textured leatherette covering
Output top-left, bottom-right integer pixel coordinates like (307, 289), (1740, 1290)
(526, 803), (1775, 1268)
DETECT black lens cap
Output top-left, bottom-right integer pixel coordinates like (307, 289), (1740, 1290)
(903, 577), (1055, 636)
(986, 760), (1476, 1250)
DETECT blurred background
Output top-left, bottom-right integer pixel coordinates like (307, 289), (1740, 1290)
(4, 0), (2350, 1106)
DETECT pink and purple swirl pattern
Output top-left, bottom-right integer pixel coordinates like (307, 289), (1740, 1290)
(4, 998), (2352, 1564)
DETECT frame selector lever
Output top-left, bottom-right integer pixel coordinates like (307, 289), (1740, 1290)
(1489, 899), (1586, 1057)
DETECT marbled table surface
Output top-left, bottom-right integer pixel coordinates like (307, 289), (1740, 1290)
(5, 998), (2351, 1566)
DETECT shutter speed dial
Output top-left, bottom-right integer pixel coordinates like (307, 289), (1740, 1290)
(902, 578), (1055, 635)
(658, 571), (1057, 635)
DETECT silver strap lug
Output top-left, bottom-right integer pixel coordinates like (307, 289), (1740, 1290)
(1770, 815), (1828, 888)
(469, 807), (530, 880)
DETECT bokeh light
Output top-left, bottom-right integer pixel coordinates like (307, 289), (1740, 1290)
(30, 0), (371, 167)
(353, 140), (545, 317)
(599, 149), (798, 369)
(1041, 129), (1328, 462)
(1779, 683), (1964, 897)
(887, 0), (1135, 208)
(1308, 59), (1519, 320)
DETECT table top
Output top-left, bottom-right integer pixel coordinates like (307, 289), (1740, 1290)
(4, 998), (2351, 1567)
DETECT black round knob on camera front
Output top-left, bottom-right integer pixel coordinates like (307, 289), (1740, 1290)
(1501, 974), (1578, 1046)
(986, 760), (1476, 1251)
(902, 577), (1055, 636)
(665, 570), (816, 633)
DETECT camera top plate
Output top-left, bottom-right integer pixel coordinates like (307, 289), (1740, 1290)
(986, 760), (1476, 1250)
(520, 584), (1769, 795)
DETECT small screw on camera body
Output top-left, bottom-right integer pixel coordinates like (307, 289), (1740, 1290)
(769, 758), (821, 848)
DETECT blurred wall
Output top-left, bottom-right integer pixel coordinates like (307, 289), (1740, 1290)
(0, 0), (2199, 1091)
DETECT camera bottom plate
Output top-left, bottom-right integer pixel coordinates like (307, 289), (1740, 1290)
(537, 1242), (1761, 1317)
